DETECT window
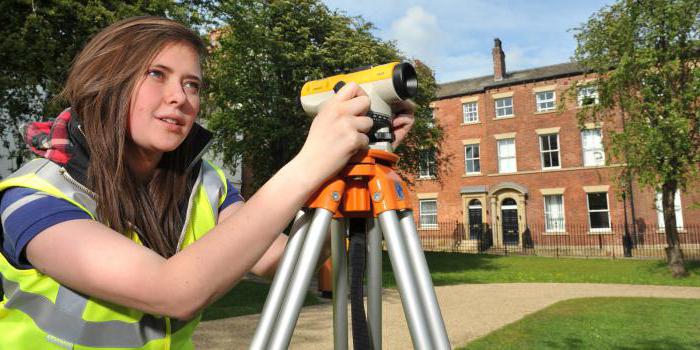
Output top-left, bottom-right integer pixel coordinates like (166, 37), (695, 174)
(462, 102), (479, 123)
(497, 138), (517, 173)
(419, 199), (438, 228)
(577, 85), (599, 106)
(464, 144), (480, 174)
(587, 192), (610, 231)
(544, 195), (565, 232)
(656, 191), (684, 230)
(418, 149), (436, 178)
(581, 129), (605, 166)
(536, 90), (556, 112)
(539, 134), (561, 169)
(495, 97), (513, 118)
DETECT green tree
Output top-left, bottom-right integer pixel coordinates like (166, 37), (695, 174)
(571, 0), (699, 277)
(204, 0), (443, 196)
(0, 0), (205, 171)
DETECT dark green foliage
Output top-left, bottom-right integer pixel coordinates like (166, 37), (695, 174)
(204, 0), (442, 194)
(569, 0), (699, 276)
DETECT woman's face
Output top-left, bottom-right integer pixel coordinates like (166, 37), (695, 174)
(128, 42), (202, 156)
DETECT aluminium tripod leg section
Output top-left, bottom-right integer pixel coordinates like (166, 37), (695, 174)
(398, 210), (451, 349)
(267, 208), (335, 350)
(366, 218), (383, 350)
(250, 209), (313, 350)
(378, 210), (432, 350)
(331, 219), (348, 350)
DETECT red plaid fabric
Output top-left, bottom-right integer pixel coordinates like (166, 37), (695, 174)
(24, 109), (72, 165)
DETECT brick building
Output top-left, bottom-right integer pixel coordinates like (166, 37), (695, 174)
(411, 39), (700, 252)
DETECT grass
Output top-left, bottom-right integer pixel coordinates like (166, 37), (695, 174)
(200, 252), (699, 320)
(201, 280), (320, 321)
(382, 252), (700, 288)
(460, 297), (700, 350)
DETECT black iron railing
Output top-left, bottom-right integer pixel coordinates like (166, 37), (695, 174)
(416, 222), (700, 259)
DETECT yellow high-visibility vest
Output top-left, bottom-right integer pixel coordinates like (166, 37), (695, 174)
(0, 158), (228, 350)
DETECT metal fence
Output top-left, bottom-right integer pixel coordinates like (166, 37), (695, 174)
(417, 222), (700, 260)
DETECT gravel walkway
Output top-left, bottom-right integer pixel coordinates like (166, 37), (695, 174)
(193, 283), (700, 349)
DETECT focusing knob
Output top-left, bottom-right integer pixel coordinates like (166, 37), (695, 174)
(367, 111), (394, 143)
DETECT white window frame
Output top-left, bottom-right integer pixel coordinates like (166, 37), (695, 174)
(581, 129), (605, 166)
(577, 85), (599, 106)
(656, 190), (684, 230)
(536, 90), (556, 112)
(497, 138), (517, 173)
(462, 101), (479, 123)
(464, 144), (480, 174)
(494, 97), (514, 118)
(418, 149), (436, 178)
(586, 192), (611, 232)
(539, 133), (561, 169)
(544, 194), (565, 233)
(419, 199), (438, 228)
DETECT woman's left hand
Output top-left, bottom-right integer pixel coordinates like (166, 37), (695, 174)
(391, 99), (416, 149)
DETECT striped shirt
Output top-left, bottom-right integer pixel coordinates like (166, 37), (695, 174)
(0, 181), (242, 269)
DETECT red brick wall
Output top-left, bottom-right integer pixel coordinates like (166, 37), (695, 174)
(410, 73), (700, 230)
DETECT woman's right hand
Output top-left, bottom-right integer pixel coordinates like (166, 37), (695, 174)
(295, 82), (373, 186)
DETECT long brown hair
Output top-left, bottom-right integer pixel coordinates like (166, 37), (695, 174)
(60, 16), (207, 257)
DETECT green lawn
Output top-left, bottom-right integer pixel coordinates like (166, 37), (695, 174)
(201, 253), (700, 320)
(383, 252), (700, 288)
(460, 297), (700, 350)
(201, 280), (320, 321)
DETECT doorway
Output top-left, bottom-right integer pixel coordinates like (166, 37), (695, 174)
(501, 198), (519, 245)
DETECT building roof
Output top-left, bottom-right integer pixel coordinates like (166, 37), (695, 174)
(437, 62), (585, 99)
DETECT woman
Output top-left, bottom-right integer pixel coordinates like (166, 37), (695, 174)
(0, 16), (414, 349)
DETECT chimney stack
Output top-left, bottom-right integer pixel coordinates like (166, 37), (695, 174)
(492, 38), (506, 81)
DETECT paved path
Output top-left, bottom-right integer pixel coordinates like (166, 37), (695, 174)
(193, 283), (700, 349)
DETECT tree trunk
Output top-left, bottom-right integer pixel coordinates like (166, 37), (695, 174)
(661, 182), (687, 277)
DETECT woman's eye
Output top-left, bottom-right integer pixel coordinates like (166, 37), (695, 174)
(184, 81), (200, 94)
(147, 69), (164, 79)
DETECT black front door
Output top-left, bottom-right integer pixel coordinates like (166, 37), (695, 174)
(468, 199), (482, 239)
(501, 198), (519, 245)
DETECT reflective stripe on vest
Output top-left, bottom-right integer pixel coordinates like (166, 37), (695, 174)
(2, 278), (166, 348)
(0, 158), (226, 348)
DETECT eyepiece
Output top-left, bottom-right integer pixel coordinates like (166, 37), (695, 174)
(392, 62), (418, 99)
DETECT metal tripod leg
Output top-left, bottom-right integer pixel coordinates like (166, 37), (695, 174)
(366, 218), (383, 350)
(377, 210), (433, 350)
(331, 218), (348, 350)
(268, 208), (335, 350)
(250, 209), (312, 350)
(398, 210), (451, 349)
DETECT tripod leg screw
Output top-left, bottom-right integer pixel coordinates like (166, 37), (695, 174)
(332, 192), (341, 201)
(373, 192), (382, 202)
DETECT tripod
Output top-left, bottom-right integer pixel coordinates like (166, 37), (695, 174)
(249, 149), (451, 350)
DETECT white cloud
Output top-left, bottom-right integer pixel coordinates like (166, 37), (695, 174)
(323, 0), (613, 83)
(389, 6), (447, 65)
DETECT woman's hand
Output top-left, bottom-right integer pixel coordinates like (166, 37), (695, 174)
(391, 99), (416, 149)
(295, 82), (373, 186)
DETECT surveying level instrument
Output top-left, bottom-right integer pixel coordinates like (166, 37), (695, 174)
(250, 62), (451, 349)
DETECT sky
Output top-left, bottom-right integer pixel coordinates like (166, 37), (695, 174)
(321, 0), (615, 83)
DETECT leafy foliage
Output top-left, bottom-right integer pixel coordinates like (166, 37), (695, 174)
(570, 0), (699, 276)
(571, 0), (699, 192)
(204, 0), (443, 194)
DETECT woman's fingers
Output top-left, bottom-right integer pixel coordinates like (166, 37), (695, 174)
(330, 83), (370, 116)
(350, 116), (374, 134)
